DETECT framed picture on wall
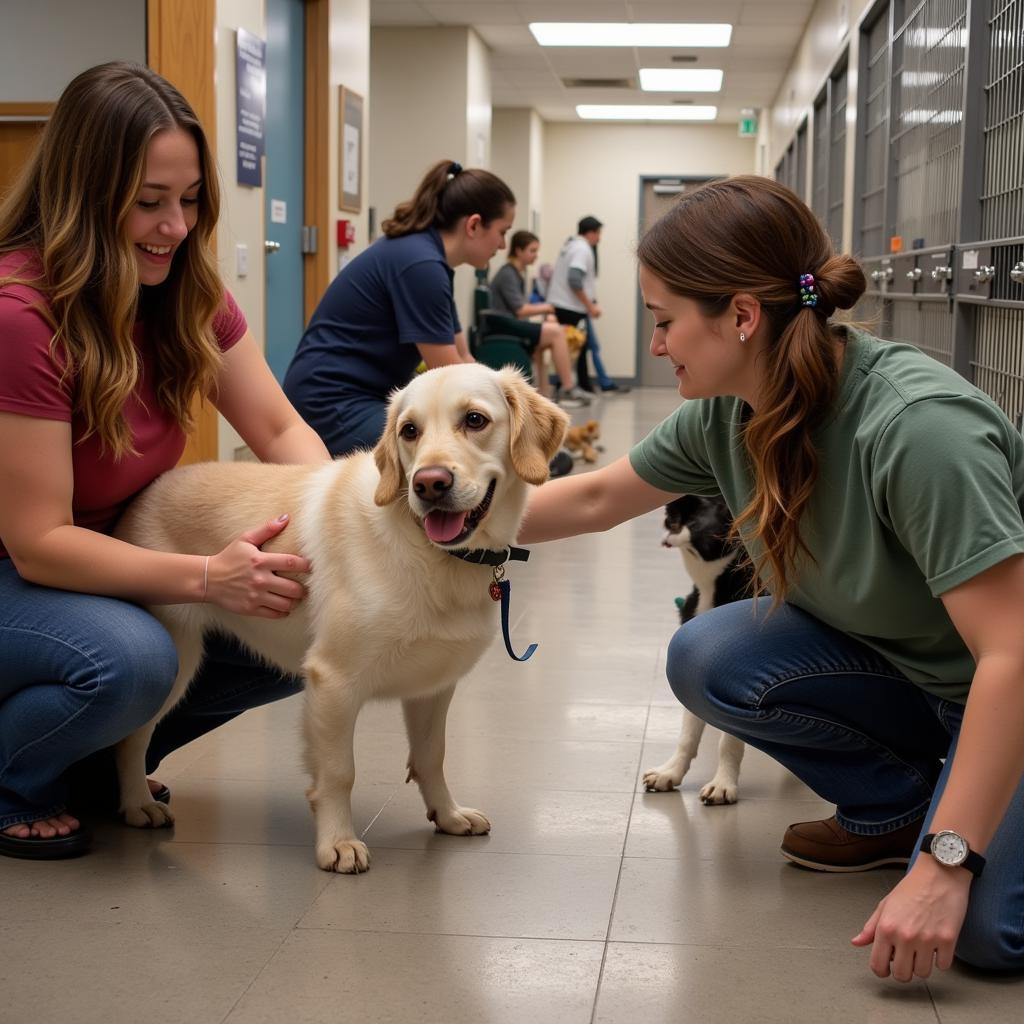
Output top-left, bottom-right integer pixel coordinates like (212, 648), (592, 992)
(339, 86), (363, 213)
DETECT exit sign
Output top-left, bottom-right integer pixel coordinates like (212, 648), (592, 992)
(738, 115), (758, 137)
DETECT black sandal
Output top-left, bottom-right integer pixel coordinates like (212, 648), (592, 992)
(0, 823), (92, 860)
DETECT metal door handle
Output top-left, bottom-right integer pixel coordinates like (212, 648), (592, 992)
(974, 265), (995, 284)
(1009, 261), (1024, 285)
(931, 266), (952, 281)
(906, 268), (922, 281)
(265, 240), (282, 254)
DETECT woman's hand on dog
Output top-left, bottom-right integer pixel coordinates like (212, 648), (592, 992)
(206, 513), (312, 618)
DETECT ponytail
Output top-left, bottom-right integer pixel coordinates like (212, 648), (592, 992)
(382, 159), (515, 238)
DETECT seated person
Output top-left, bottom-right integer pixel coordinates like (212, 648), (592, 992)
(487, 231), (590, 407)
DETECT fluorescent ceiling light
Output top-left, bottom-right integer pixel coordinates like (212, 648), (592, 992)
(640, 68), (724, 92)
(530, 23), (732, 47)
(576, 104), (718, 121)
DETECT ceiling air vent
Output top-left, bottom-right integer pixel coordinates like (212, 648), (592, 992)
(671, 55), (699, 63)
(561, 77), (635, 89)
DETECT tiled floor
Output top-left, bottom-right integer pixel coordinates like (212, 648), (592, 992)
(3, 388), (1021, 1023)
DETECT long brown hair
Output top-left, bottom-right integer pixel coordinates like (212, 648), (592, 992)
(382, 159), (515, 238)
(0, 61), (225, 457)
(637, 175), (866, 600)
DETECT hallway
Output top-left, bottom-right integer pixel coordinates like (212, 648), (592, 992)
(2, 388), (1020, 1023)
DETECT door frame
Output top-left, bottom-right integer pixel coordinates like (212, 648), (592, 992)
(634, 174), (722, 385)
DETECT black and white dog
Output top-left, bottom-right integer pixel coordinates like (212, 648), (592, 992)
(643, 495), (753, 803)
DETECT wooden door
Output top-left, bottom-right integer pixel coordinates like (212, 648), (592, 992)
(148, 0), (219, 465)
(0, 104), (51, 196)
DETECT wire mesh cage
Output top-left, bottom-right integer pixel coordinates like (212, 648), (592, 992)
(859, 6), (892, 257)
(981, 0), (1024, 239)
(828, 65), (848, 247)
(891, 298), (955, 365)
(812, 90), (829, 223)
(889, 0), (968, 249)
(972, 305), (1024, 429)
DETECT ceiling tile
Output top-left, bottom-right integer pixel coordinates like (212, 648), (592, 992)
(421, 2), (523, 24)
(625, 0), (743, 19)
(369, 0), (813, 120)
(370, 2), (433, 25)
(737, 0), (815, 25)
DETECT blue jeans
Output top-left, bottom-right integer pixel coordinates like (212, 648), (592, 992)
(580, 315), (614, 389)
(667, 598), (1024, 970)
(552, 308), (614, 391)
(305, 389), (387, 458)
(0, 558), (302, 829)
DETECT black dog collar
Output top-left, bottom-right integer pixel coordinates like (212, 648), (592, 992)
(445, 545), (530, 567)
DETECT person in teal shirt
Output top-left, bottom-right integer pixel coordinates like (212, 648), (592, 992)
(520, 175), (1024, 982)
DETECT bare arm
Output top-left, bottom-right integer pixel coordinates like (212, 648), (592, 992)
(0, 330), (330, 614)
(453, 330), (474, 363)
(0, 413), (207, 603)
(515, 300), (555, 319)
(519, 455), (680, 544)
(853, 554), (1024, 979)
(214, 330), (331, 464)
(571, 287), (601, 319)
(418, 339), (472, 369)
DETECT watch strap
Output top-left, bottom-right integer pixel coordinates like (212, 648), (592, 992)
(920, 832), (986, 878)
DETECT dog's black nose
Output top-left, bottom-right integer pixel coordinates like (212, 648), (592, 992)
(412, 466), (454, 499)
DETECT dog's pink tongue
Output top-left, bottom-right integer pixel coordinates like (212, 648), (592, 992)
(423, 509), (468, 543)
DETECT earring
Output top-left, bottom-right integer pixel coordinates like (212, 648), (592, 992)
(739, 332), (747, 344)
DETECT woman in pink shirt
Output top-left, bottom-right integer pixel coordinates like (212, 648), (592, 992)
(0, 62), (330, 859)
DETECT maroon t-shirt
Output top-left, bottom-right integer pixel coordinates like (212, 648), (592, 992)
(0, 251), (247, 557)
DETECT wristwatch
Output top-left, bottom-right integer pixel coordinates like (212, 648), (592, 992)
(920, 830), (986, 878)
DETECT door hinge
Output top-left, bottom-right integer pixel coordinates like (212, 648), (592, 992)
(301, 225), (318, 254)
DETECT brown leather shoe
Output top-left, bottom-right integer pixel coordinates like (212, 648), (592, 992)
(781, 815), (922, 872)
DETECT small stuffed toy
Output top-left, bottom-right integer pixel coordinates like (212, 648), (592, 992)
(565, 419), (602, 463)
(563, 325), (587, 358)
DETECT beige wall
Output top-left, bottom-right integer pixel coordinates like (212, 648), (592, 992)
(492, 107), (544, 238)
(327, 0), (371, 274)
(1, 0), (145, 100)
(540, 123), (757, 379)
(369, 26), (492, 328)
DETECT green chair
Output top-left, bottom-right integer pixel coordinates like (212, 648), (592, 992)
(469, 279), (534, 382)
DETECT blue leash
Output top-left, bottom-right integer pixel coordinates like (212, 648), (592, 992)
(448, 545), (538, 662)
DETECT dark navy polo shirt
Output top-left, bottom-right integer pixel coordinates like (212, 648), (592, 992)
(283, 227), (461, 435)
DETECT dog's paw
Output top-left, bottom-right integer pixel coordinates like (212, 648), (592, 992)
(638, 761), (688, 790)
(638, 770), (679, 790)
(121, 800), (175, 828)
(699, 778), (739, 805)
(429, 806), (491, 836)
(316, 837), (371, 873)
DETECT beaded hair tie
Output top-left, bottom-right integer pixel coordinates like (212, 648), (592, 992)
(446, 161), (463, 181)
(799, 273), (819, 308)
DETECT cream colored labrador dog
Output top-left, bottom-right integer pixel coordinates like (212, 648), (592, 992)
(113, 364), (568, 873)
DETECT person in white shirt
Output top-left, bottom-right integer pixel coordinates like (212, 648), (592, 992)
(546, 216), (629, 394)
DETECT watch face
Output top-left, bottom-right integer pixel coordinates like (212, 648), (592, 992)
(931, 831), (968, 866)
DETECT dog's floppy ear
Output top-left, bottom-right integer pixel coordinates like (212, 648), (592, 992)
(372, 390), (405, 506)
(499, 368), (570, 485)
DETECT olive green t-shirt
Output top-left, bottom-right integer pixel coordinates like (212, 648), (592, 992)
(629, 327), (1024, 701)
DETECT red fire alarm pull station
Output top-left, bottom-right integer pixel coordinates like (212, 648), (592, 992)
(337, 219), (355, 248)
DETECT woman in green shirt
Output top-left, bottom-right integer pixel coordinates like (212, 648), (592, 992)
(520, 175), (1024, 981)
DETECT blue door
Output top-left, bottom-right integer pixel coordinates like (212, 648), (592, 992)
(264, 0), (305, 382)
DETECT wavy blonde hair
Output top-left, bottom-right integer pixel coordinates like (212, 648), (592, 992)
(637, 175), (867, 601)
(0, 61), (225, 457)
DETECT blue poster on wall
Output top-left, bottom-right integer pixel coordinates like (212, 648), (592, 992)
(236, 28), (266, 187)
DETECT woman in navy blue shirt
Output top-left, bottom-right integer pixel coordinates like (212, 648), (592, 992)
(284, 160), (515, 456)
